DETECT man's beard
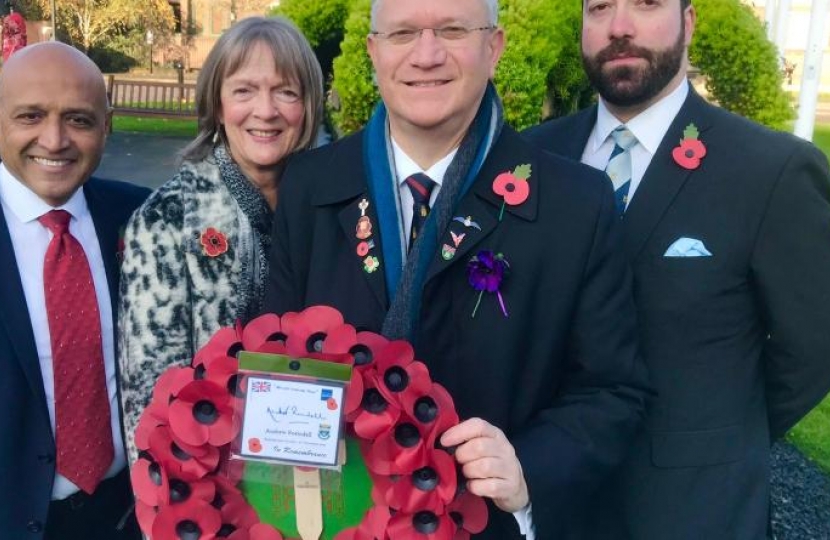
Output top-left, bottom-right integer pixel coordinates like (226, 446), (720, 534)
(582, 30), (685, 108)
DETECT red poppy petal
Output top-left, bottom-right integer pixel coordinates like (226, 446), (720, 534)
(449, 491), (488, 533)
(207, 411), (238, 446)
(249, 523), (285, 540)
(131, 457), (168, 506)
(344, 371), (365, 416)
(375, 340), (415, 371)
(353, 405), (400, 440)
(242, 313), (283, 351)
(135, 501), (158, 536)
(220, 497), (260, 529)
(502, 179), (530, 206)
(135, 408), (166, 451)
(169, 399), (209, 446)
(323, 324), (359, 354)
(152, 499), (222, 540)
(492, 172), (512, 196)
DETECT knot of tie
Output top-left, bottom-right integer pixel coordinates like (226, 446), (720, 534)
(610, 125), (638, 151)
(38, 209), (72, 235)
(405, 173), (436, 206)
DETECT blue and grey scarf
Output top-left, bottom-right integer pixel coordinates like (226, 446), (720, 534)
(363, 82), (504, 341)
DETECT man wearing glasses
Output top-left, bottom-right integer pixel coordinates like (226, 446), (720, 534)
(265, 0), (649, 537)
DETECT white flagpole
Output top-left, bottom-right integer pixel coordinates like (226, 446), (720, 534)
(794, 0), (830, 141)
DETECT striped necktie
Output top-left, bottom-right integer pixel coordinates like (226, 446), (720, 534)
(605, 126), (639, 214)
(404, 173), (436, 251)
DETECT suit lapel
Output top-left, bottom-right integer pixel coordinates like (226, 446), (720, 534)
(337, 194), (388, 310)
(313, 135), (389, 311)
(425, 128), (540, 283)
(84, 180), (121, 315)
(623, 91), (713, 260)
(557, 106), (598, 161)
(0, 204), (48, 411)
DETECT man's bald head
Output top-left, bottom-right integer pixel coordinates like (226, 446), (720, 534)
(0, 41), (112, 206)
(0, 42), (109, 111)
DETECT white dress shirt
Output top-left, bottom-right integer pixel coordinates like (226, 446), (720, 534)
(0, 164), (126, 500)
(582, 79), (689, 207)
(390, 140), (535, 539)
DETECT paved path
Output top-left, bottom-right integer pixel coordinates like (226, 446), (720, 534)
(96, 131), (189, 189)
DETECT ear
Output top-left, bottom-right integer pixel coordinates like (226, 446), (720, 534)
(367, 34), (378, 67)
(487, 27), (506, 79)
(684, 4), (696, 48)
(104, 108), (113, 135)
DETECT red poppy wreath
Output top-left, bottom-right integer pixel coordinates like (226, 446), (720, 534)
(130, 305), (488, 540)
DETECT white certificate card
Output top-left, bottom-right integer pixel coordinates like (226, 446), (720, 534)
(239, 376), (345, 467)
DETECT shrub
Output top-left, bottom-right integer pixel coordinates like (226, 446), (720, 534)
(273, 0), (351, 85)
(690, 0), (793, 129)
(330, 0), (378, 136)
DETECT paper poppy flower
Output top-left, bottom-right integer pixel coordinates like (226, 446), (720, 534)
(386, 509), (456, 540)
(374, 341), (432, 407)
(448, 490), (488, 540)
(351, 375), (401, 440)
(131, 456), (169, 506)
(215, 495), (260, 539)
(492, 163), (531, 211)
(385, 449), (457, 513)
(152, 498), (222, 540)
(334, 506), (392, 540)
(201, 227), (229, 257)
(467, 251), (510, 318)
(368, 417), (434, 475)
(169, 380), (237, 447)
(284, 305), (348, 358)
(194, 327), (244, 371)
(147, 424), (220, 481)
(400, 382), (459, 435)
(241, 313), (288, 352)
(672, 123), (707, 170)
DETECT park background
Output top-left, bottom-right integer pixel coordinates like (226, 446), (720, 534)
(3, 0), (829, 536)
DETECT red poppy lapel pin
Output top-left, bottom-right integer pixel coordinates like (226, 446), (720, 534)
(492, 163), (531, 221)
(672, 123), (707, 170)
(200, 227), (229, 257)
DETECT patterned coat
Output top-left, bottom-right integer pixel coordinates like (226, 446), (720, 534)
(118, 149), (272, 462)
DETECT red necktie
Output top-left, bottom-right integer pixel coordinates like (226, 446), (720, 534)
(39, 209), (113, 494)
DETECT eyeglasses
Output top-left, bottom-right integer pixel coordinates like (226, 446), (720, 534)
(369, 25), (496, 46)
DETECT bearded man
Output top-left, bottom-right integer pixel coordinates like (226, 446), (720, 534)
(525, 1), (830, 539)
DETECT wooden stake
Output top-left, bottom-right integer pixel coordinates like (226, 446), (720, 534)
(294, 467), (323, 540)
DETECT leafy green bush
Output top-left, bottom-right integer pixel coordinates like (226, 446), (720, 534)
(273, 0), (351, 85)
(330, 0), (378, 135)
(690, 0), (792, 129)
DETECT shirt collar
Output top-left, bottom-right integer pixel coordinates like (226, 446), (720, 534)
(391, 137), (456, 187)
(0, 162), (89, 224)
(591, 79), (689, 155)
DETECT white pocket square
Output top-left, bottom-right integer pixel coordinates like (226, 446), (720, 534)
(664, 237), (712, 257)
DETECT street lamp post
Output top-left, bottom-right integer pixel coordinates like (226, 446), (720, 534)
(146, 29), (154, 74)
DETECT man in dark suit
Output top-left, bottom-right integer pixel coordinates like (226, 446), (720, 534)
(524, 1), (830, 538)
(0, 42), (149, 539)
(265, 0), (649, 537)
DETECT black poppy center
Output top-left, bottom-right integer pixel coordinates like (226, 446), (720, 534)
(193, 400), (218, 425)
(210, 237), (221, 246)
(268, 331), (288, 344)
(685, 149), (695, 158)
(212, 492), (226, 509)
(350, 344), (373, 366)
(451, 511), (464, 528)
(414, 396), (438, 423)
(148, 461), (163, 486)
(227, 342), (244, 358)
(306, 332), (327, 353)
(384, 366), (409, 392)
(412, 511), (439, 534)
(227, 374), (244, 398)
(170, 443), (192, 461)
(194, 364), (207, 380)
(412, 466), (439, 491)
(394, 423), (421, 448)
(217, 523), (237, 537)
(169, 479), (192, 503)
(175, 520), (201, 540)
(505, 183), (515, 192)
(361, 388), (388, 414)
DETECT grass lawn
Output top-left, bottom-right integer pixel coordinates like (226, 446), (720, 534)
(786, 123), (830, 474)
(112, 115), (196, 137)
